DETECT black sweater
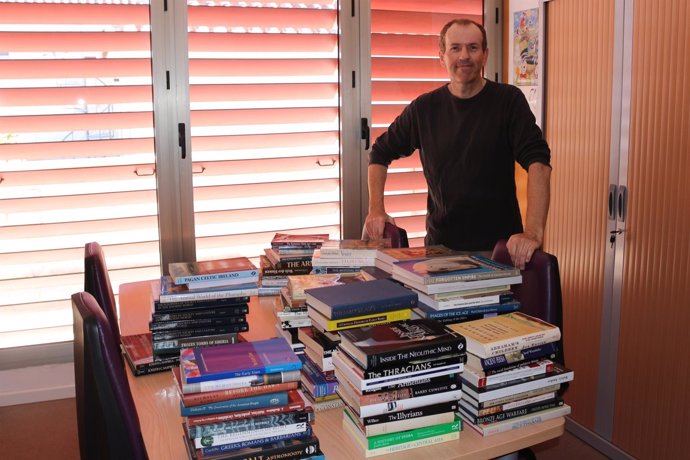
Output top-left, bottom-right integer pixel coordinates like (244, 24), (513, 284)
(369, 80), (551, 251)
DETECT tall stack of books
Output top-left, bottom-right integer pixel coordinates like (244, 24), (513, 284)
(449, 312), (574, 436)
(176, 337), (323, 459)
(391, 254), (523, 326)
(311, 239), (391, 274)
(259, 233), (329, 295)
(121, 257), (259, 376)
(333, 319), (466, 457)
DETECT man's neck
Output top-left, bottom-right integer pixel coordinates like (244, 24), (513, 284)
(448, 78), (486, 99)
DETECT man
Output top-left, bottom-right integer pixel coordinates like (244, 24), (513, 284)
(364, 18), (551, 269)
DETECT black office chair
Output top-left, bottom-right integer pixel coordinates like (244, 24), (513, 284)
(72, 291), (148, 460)
(491, 239), (565, 366)
(84, 242), (121, 349)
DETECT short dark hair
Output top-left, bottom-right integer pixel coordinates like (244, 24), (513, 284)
(439, 19), (487, 53)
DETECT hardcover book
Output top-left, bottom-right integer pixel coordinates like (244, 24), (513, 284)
(298, 353), (339, 398)
(287, 272), (366, 301)
(308, 307), (412, 332)
(375, 245), (457, 267)
(448, 312), (561, 359)
(396, 273), (522, 295)
(270, 232), (329, 249)
(185, 433), (320, 460)
(337, 318), (466, 369)
(417, 289), (513, 311)
(318, 238), (392, 258)
(414, 300), (520, 321)
(158, 275), (257, 304)
(392, 254), (521, 285)
(180, 390), (289, 417)
(152, 332), (239, 356)
(180, 337), (302, 384)
(461, 404), (571, 437)
(465, 341), (559, 375)
(120, 333), (179, 376)
(304, 278), (418, 320)
(187, 407), (313, 439)
(169, 256), (258, 285)
(151, 303), (249, 322)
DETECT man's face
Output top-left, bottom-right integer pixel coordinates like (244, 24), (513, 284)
(439, 23), (488, 86)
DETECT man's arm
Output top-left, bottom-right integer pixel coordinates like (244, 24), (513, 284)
(506, 162), (551, 269)
(363, 163), (395, 240)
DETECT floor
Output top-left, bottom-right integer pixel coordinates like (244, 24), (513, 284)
(0, 398), (610, 459)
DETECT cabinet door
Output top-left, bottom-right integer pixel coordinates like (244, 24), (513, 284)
(612, 0), (690, 457)
(542, 0), (616, 431)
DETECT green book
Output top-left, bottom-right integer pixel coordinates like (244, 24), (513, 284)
(343, 407), (461, 450)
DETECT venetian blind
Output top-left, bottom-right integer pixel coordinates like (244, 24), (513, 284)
(370, 0), (484, 246)
(185, 1), (342, 261)
(0, 0), (160, 348)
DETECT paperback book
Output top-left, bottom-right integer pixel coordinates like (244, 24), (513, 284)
(448, 312), (561, 359)
(150, 303), (249, 322)
(298, 353), (339, 398)
(414, 300), (520, 321)
(391, 254), (520, 285)
(375, 245), (457, 272)
(180, 337), (302, 384)
(308, 307), (412, 332)
(304, 278), (418, 320)
(416, 289), (513, 311)
(180, 369), (302, 395)
(337, 318), (466, 369)
(461, 404), (571, 437)
(318, 238), (392, 258)
(120, 333), (179, 376)
(184, 434), (321, 460)
(180, 391), (289, 417)
(187, 407), (313, 440)
(152, 332), (239, 357)
(465, 341), (559, 375)
(169, 256), (258, 285)
(158, 276), (257, 304)
(397, 274), (522, 296)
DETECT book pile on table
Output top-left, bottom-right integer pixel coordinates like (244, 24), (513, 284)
(258, 233), (329, 296)
(310, 238), (391, 274)
(121, 257), (259, 376)
(176, 337), (324, 460)
(449, 312), (574, 436)
(333, 319), (466, 457)
(391, 253), (523, 326)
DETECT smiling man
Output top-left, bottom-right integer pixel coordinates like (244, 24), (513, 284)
(364, 19), (551, 269)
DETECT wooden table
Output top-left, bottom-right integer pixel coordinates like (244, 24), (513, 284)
(120, 281), (565, 460)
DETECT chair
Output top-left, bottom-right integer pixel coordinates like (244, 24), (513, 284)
(84, 242), (120, 348)
(491, 239), (565, 366)
(72, 291), (148, 460)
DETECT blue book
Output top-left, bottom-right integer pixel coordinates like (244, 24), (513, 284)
(298, 354), (338, 397)
(168, 256), (258, 285)
(304, 278), (417, 320)
(200, 427), (313, 456)
(415, 301), (521, 319)
(180, 391), (289, 416)
(181, 337), (302, 384)
(392, 254), (520, 285)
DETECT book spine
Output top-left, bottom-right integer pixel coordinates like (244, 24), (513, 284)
(194, 436), (320, 460)
(365, 431), (459, 456)
(357, 378), (461, 406)
(463, 360), (554, 388)
(361, 400), (459, 426)
(152, 333), (239, 354)
(463, 398), (563, 425)
(181, 381), (299, 408)
(422, 268), (520, 284)
(199, 427), (312, 456)
(361, 355), (464, 381)
(158, 288), (258, 304)
(188, 410), (310, 438)
(364, 417), (460, 450)
(151, 304), (249, 321)
(262, 266), (313, 276)
(193, 422), (308, 449)
(477, 329), (561, 359)
(311, 256), (376, 267)
(463, 366), (573, 403)
(359, 334), (465, 369)
(125, 357), (178, 376)
(173, 268), (258, 285)
(151, 323), (248, 340)
(464, 404), (571, 436)
(418, 301), (520, 319)
(473, 342), (559, 373)
(300, 357), (338, 397)
(328, 297), (418, 321)
(474, 384), (561, 409)
(325, 309), (411, 331)
(464, 391), (557, 416)
(180, 391), (289, 417)
(182, 370), (302, 394)
(186, 399), (306, 426)
(364, 411), (456, 437)
(359, 389), (463, 418)
(149, 315), (246, 331)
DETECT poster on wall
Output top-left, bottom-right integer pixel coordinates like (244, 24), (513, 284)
(508, 0), (544, 128)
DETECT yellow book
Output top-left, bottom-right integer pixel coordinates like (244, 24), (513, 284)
(448, 312), (560, 359)
(309, 308), (412, 332)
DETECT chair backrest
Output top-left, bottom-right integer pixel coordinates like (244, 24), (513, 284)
(383, 222), (409, 248)
(491, 239), (565, 365)
(72, 291), (148, 460)
(84, 242), (120, 347)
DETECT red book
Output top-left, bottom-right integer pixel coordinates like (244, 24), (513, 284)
(171, 367), (299, 407)
(184, 389), (311, 426)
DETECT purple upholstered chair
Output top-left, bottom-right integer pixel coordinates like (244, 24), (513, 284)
(72, 291), (148, 460)
(383, 222), (409, 248)
(491, 239), (565, 366)
(84, 242), (120, 348)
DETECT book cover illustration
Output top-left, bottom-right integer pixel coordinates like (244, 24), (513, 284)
(181, 337), (302, 384)
(270, 233), (329, 248)
(393, 255), (520, 284)
(376, 245), (456, 263)
(169, 257), (258, 284)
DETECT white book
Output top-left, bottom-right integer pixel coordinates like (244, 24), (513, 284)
(393, 273), (522, 295)
(460, 404), (571, 436)
(416, 290), (509, 310)
(193, 421), (308, 448)
(356, 388), (463, 418)
(459, 391), (557, 417)
(462, 360), (554, 388)
(461, 365), (574, 403)
(332, 349), (463, 392)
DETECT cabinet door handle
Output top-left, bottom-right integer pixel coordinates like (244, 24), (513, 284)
(617, 185), (627, 222)
(608, 184), (618, 220)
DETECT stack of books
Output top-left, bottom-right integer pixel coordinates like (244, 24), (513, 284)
(297, 352), (343, 412)
(392, 254), (523, 326)
(449, 312), (574, 436)
(333, 319), (466, 457)
(176, 337), (323, 459)
(311, 239), (391, 274)
(259, 233), (329, 295)
(121, 257), (259, 376)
